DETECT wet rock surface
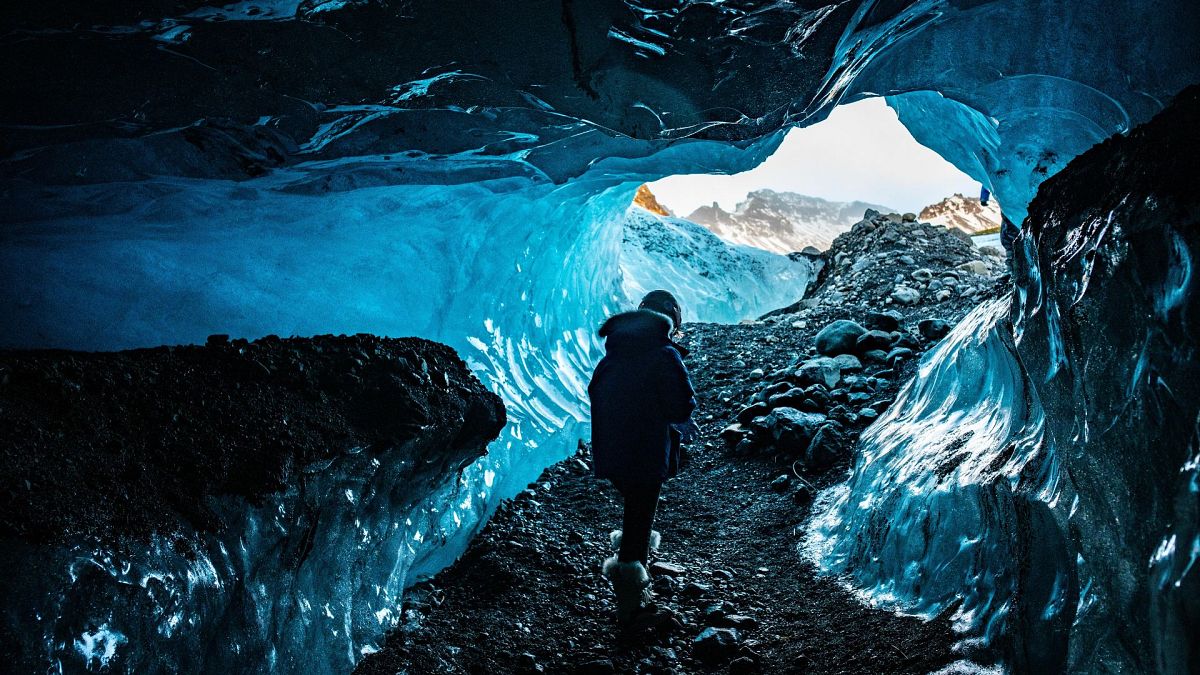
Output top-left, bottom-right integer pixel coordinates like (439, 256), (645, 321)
(358, 227), (1004, 673)
(0, 333), (505, 544)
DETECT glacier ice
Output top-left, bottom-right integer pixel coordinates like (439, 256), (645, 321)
(807, 88), (1200, 672)
(2, 0), (1200, 672)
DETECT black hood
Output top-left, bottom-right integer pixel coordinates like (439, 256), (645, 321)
(598, 310), (688, 357)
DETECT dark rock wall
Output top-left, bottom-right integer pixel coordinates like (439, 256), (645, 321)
(0, 334), (504, 673)
(1010, 85), (1200, 672)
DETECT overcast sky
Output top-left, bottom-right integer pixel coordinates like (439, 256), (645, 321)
(649, 98), (980, 216)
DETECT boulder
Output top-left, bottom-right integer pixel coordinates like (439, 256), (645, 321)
(864, 310), (903, 332)
(815, 320), (867, 356)
(832, 353), (863, 373)
(890, 285), (921, 305)
(886, 347), (915, 366)
(854, 330), (894, 353)
(901, 212), (917, 222)
(918, 318), (952, 340)
(763, 407), (826, 454)
(766, 387), (807, 409)
(805, 424), (846, 469)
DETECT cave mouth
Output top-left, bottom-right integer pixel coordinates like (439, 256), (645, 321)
(639, 97), (999, 256)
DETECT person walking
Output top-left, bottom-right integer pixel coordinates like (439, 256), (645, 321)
(588, 290), (697, 626)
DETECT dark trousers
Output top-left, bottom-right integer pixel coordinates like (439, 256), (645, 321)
(615, 481), (662, 565)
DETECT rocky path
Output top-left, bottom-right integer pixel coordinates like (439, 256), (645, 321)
(357, 212), (1005, 674)
(356, 319), (963, 675)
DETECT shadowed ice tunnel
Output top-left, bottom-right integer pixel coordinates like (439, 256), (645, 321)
(1, 0), (1198, 672)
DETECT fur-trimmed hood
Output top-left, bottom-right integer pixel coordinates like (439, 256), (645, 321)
(599, 310), (688, 357)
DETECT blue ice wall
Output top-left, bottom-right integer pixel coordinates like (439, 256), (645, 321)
(806, 88), (1200, 673)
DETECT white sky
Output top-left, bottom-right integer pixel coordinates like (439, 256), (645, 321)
(649, 97), (979, 216)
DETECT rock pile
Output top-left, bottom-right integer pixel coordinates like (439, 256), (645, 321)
(765, 209), (1006, 321)
(715, 306), (954, 496)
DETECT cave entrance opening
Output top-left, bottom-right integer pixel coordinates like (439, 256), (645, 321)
(638, 98), (1000, 255)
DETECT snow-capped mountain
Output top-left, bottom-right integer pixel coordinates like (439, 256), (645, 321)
(682, 189), (895, 253)
(918, 193), (1002, 233)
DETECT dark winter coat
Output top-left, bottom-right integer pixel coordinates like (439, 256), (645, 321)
(588, 310), (697, 487)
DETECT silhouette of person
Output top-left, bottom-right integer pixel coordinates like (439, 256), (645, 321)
(588, 289), (696, 625)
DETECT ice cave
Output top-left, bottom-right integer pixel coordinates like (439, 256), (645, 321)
(0, 1), (1198, 673)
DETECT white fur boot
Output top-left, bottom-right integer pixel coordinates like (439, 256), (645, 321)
(602, 556), (652, 624)
(609, 529), (661, 553)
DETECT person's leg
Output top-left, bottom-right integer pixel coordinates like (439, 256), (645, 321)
(618, 482), (661, 565)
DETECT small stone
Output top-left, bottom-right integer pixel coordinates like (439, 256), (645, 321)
(861, 349), (888, 364)
(770, 475), (790, 492)
(854, 330), (894, 353)
(958, 260), (989, 275)
(763, 408), (827, 454)
(650, 561), (685, 577)
(749, 368), (765, 380)
(576, 659), (616, 675)
(721, 615), (759, 630)
(734, 438), (757, 455)
(795, 357), (841, 388)
(947, 227), (975, 245)
(918, 318), (952, 340)
(911, 268), (933, 281)
(864, 310), (903, 332)
(935, 289), (953, 302)
(890, 285), (922, 305)
(729, 656), (758, 675)
(693, 627), (741, 665)
(720, 423), (748, 447)
(792, 485), (814, 505)
(805, 424), (846, 469)
(736, 403), (770, 424)
(517, 652), (541, 672)
(898, 254), (916, 265)
(859, 407), (879, 420)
